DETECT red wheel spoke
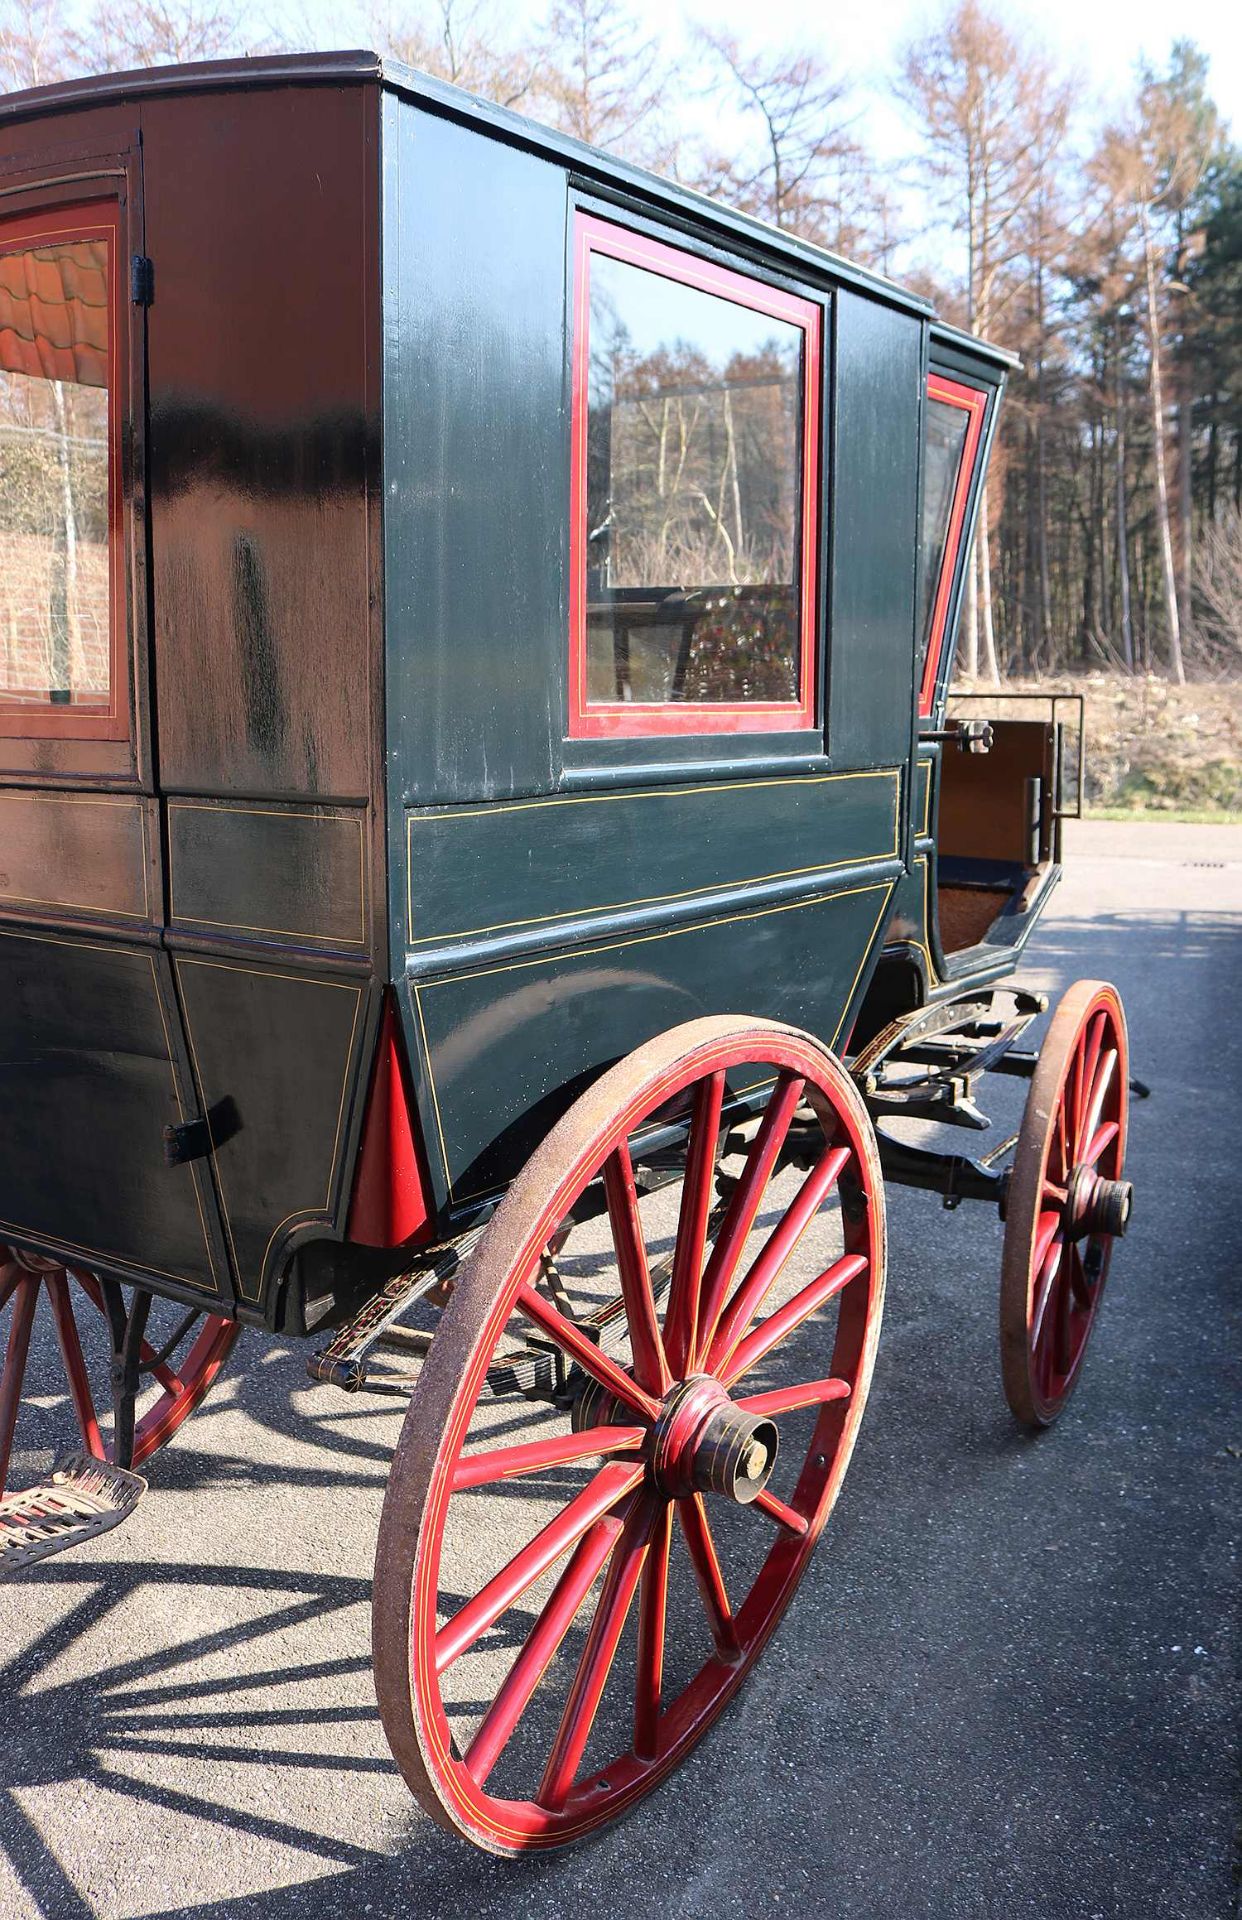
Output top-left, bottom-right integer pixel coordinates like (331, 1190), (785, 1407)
(68, 1268), (107, 1314)
(1074, 1013), (1106, 1148)
(435, 1458), (645, 1675)
(538, 1497), (654, 1811)
(1079, 1049), (1118, 1160)
(1052, 1257), (1074, 1373)
(1052, 1091), (1070, 1183)
(753, 1487), (809, 1537)
(1081, 1119), (1120, 1171)
(735, 1375), (851, 1418)
(452, 1423), (646, 1491)
(0, 1264), (21, 1314)
(706, 1143), (851, 1375)
(44, 1273), (104, 1460)
(634, 1499), (672, 1761)
(664, 1071), (725, 1378)
(694, 1073), (806, 1366)
(677, 1492), (737, 1658)
(145, 1358), (186, 1396)
(0, 1277), (38, 1495)
(1030, 1235), (1063, 1352)
(1068, 1245), (1093, 1309)
(1032, 1207), (1061, 1278)
(722, 1252), (867, 1389)
(464, 1512), (624, 1788)
(603, 1144), (670, 1395)
(516, 1282), (661, 1422)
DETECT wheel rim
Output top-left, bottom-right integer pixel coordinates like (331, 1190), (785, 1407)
(373, 1016), (885, 1853)
(0, 1256), (239, 1495)
(1000, 981), (1130, 1428)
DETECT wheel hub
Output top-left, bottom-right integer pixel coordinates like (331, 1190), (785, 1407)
(1066, 1165), (1133, 1240)
(648, 1375), (779, 1505)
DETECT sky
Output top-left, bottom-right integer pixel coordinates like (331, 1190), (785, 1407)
(300, 0), (1241, 143)
(640, 0), (1242, 143)
(286, 0), (1237, 286)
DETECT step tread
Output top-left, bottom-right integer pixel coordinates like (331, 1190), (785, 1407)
(0, 1452), (146, 1575)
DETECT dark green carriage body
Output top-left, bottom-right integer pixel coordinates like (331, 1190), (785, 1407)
(0, 54), (1029, 1331)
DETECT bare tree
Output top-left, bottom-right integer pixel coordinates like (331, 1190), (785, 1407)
(79, 0), (252, 69)
(1192, 505), (1242, 671)
(899, 0), (1072, 683)
(0, 0), (74, 89)
(692, 31), (878, 260)
(367, 0), (534, 109)
(536, 0), (664, 160)
(1087, 61), (1221, 686)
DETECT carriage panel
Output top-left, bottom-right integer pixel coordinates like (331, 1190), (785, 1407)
(382, 100), (566, 811)
(0, 789), (158, 925)
(407, 877), (896, 1206)
(826, 291), (923, 772)
(404, 767), (899, 952)
(0, 927), (228, 1297)
(167, 798), (369, 952)
(141, 83), (379, 803)
(173, 958), (372, 1305)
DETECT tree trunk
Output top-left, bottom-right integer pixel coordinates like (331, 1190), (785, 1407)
(962, 547), (979, 681)
(1140, 202), (1185, 684)
(1115, 354), (1134, 672)
(49, 378), (80, 694)
(1177, 369), (1193, 641)
(978, 504), (1000, 683)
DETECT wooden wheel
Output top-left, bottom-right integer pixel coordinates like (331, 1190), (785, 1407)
(1000, 981), (1131, 1428)
(0, 1253), (239, 1495)
(373, 1015), (885, 1853)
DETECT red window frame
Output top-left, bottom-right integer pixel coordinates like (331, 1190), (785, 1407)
(568, 213), (822, 740)
(917, 372), (987, 719)
(0, 198), (127, 743)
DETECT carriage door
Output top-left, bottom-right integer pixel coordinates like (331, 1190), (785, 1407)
(0, 155), (234, 1308)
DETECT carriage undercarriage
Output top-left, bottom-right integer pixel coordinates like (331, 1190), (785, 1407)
(0, 974), (1136, 1851)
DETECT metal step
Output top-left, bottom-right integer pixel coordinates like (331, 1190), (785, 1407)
(0, 1452), (146, 1576)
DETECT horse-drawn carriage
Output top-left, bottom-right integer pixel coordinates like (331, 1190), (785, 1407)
(0, 53), (1132, 1852)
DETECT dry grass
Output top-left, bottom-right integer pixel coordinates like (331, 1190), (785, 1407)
(952, 672), (1242, 819)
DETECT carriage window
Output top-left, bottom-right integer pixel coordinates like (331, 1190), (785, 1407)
(0, 202), (124, 740)
(569, 214), (821, 738)
(917, 373), (987, 717)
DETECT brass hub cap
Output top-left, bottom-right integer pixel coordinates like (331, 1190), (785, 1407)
(648, 1375), (779, 1505)
(1066, 1166), (1133, 1241)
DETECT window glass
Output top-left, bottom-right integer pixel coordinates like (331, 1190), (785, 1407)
(916, 394), (970, 679)
(0, 227), (113, 718)
(572, 220), (819, 736)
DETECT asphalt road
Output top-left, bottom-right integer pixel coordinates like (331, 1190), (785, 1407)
(2, 818), (1239, 1920)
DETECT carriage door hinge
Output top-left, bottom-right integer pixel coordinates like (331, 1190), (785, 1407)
(131, 254), (154, 306)
(163, 1096), (241, 1166)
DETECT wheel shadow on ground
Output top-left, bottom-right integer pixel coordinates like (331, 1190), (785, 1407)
(0, 1557), (396, 1918)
